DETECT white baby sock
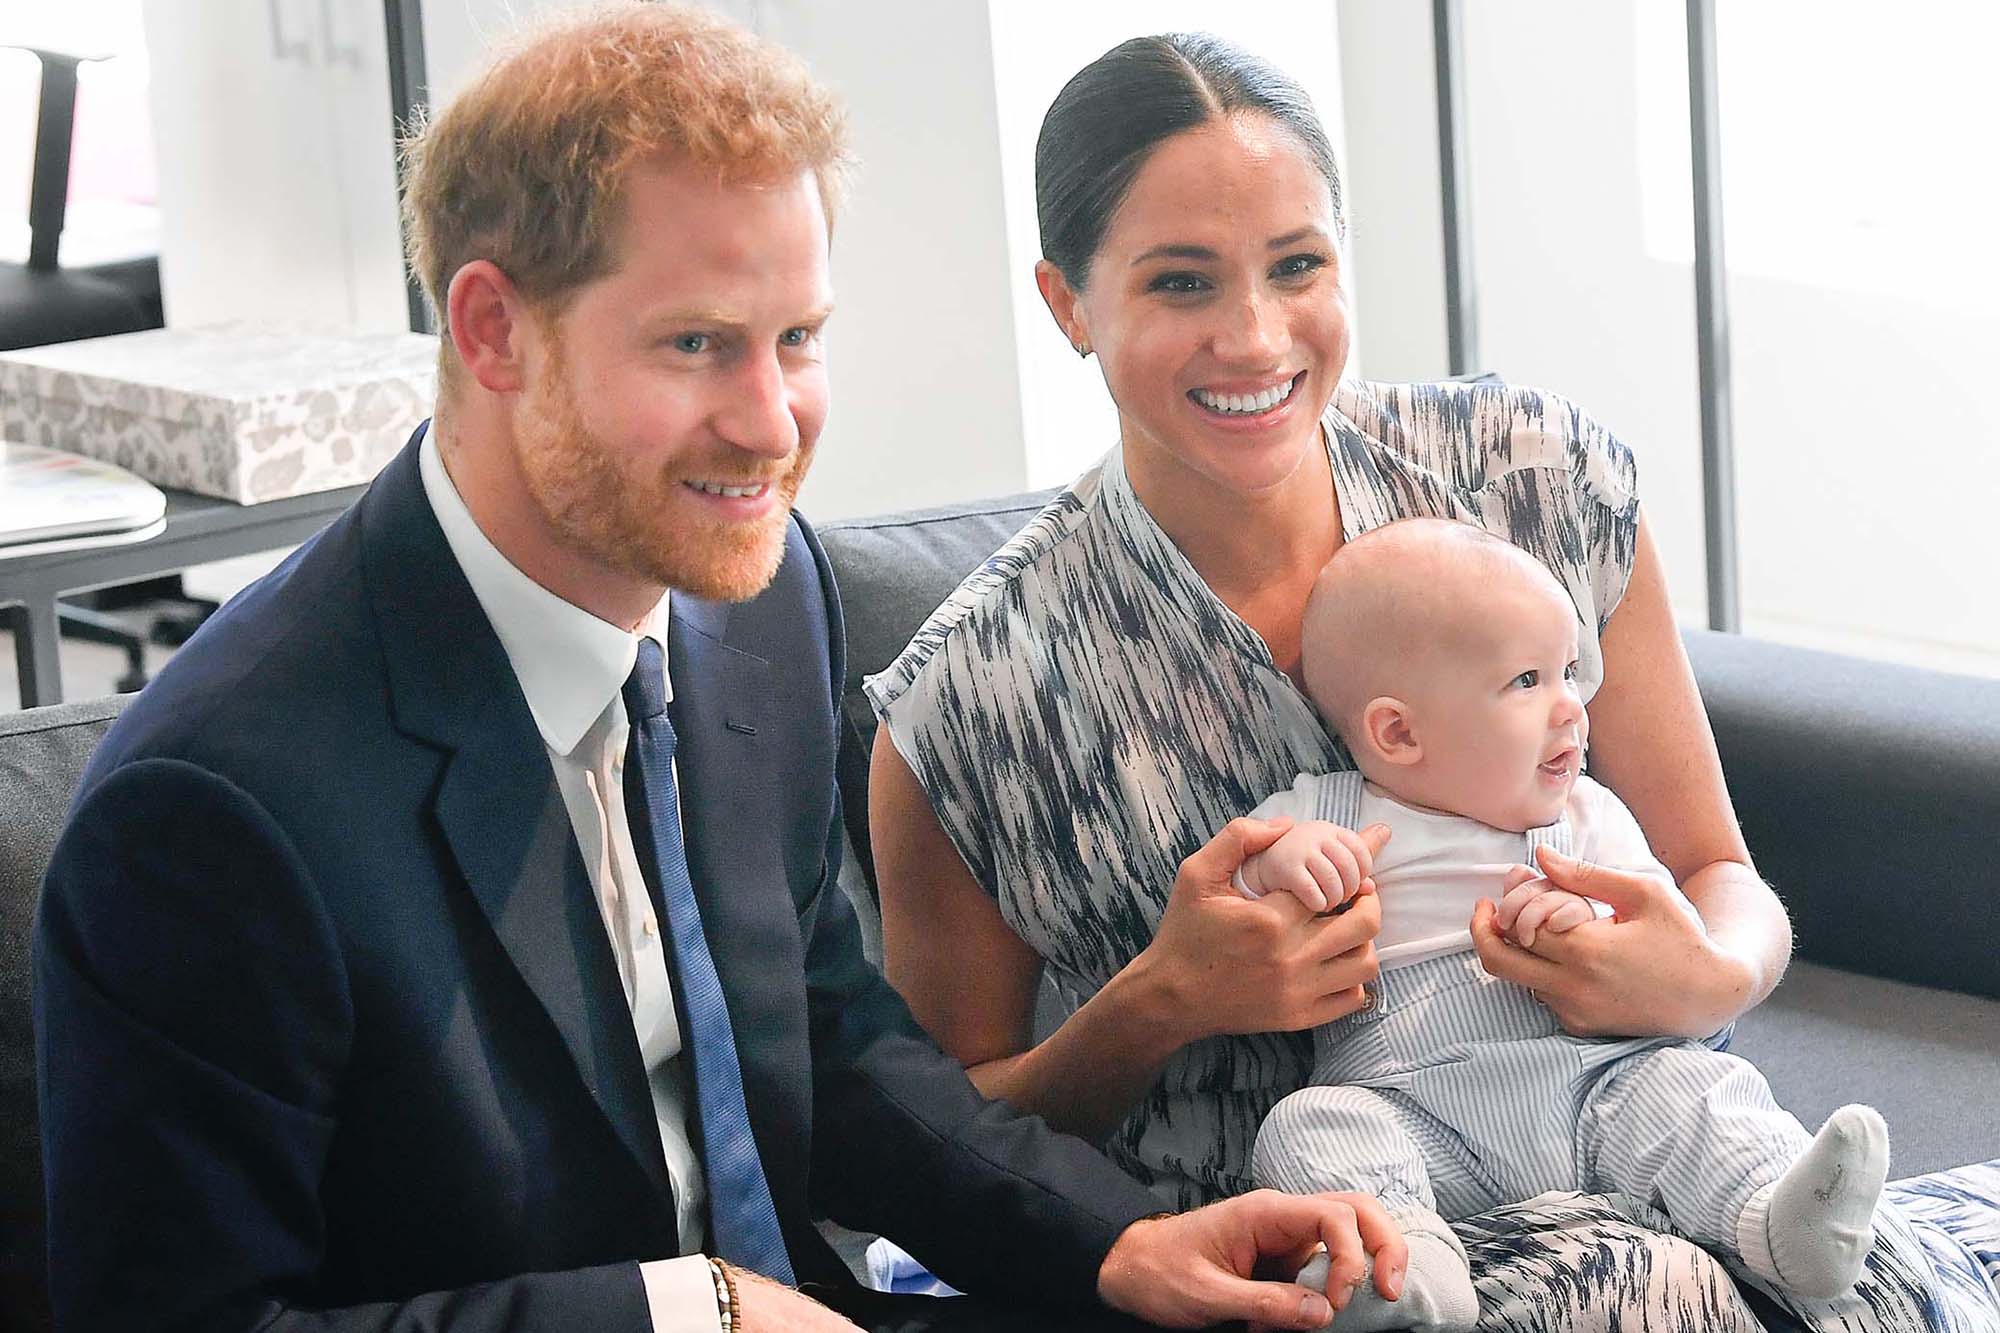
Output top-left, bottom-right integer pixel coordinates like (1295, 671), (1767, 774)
(1736, 1104), (1889, 1301)
(1294, 1205), (1477, 1332)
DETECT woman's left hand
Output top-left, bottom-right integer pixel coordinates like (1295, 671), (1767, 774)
(1470, 844), (1755, 1039)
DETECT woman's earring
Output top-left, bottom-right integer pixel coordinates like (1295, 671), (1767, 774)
(1074, 339), (1091, 359)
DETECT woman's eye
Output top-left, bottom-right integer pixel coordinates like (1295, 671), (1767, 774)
(1147, 271), (1210, 295)
(1512, 670), (1540, 689)
(1273, 253), (1327, 280)
(672, 333), (711, 354)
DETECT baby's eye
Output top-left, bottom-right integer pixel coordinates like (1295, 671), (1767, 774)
(1512, 670), (1540, 689)
(1563, 661), (1580, 681)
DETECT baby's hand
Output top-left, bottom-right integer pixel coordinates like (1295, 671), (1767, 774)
(1493, 863), (1598, 948)
(1234, 820), (1386, 913)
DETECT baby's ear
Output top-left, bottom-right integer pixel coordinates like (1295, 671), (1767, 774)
(1361, 696), (1422, 767)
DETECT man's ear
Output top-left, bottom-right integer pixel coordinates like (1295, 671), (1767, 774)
(1034, 259), (1091, 355)
(1360, 696), (1422, 768)
(445, 259), (534, 395)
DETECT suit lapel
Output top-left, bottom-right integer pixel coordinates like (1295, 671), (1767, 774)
(430, 718), (672, 1207)
(360, 428), (672, 1209)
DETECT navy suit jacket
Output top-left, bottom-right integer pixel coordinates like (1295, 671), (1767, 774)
(34, 430), (1161, 1330)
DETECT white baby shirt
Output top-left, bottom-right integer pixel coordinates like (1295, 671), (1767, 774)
(1239, 773), (1692, 969)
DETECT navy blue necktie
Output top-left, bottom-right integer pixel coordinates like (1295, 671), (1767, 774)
(622, 637), (795, 1283)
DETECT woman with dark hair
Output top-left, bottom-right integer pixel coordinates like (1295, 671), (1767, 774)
(868, 31), (1996, 1333)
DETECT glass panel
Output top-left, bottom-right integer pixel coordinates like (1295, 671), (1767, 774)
(1461, 1), (1709, 624)
(1710, 2), (2000, 676)
(1468, 0), (2000, 676)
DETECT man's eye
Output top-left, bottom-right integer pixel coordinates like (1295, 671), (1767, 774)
(672, 333), (711, 354)
(1147, 271), (1210, 295)
(779, 327), (815, 347)
(1273, 253), (1327, 280)
(1512, 670), (1540, 689)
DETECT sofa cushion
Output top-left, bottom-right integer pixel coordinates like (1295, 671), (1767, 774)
(0, 694), (128, 1332)
(1686, 630), (2000, 1000)
(818, 491), (1058, 899)
(1730, 960), (2000, 1178)
(819, 490), (1060, 753)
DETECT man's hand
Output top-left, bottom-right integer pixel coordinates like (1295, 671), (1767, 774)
(1237, 821), (1389, 913)
(732, 1266), (864, 1330)
(1096, 1189), (1407, 1331)
(1490, 864), (1597, 948)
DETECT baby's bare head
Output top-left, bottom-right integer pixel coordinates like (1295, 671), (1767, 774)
(1300, 518), (1567, 741)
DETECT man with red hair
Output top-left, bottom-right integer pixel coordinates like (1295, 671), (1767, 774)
(35, 7), (1404, 1330)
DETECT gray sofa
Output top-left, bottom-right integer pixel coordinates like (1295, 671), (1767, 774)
(3, 493), (1997, 1330)
(813, 490), (2000, 1178)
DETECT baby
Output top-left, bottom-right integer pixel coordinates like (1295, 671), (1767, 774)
(1239, 517), (1898, 1331)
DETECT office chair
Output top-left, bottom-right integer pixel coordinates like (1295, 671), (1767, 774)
(2, 44), (204, 693)
(0, 45), (161, 351)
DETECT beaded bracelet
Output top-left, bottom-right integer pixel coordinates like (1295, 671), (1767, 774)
(706, 1257), (739, 1333)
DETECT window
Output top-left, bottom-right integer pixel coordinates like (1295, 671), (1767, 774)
(1464, 1), (2000, 676)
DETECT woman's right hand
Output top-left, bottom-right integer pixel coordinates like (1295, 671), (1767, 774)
(1138, 817), (1388, 1043)
(873, 732), (1376, 1140)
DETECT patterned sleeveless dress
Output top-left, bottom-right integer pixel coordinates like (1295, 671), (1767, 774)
(866, 378), (2000, 1331)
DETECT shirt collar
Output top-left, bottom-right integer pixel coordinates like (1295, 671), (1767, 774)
(418, 422), (671, 757)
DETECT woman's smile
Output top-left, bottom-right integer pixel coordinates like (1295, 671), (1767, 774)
(1188, 370), (1306, 421)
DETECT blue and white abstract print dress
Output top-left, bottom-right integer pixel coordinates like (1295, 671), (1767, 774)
(867, 378), (2000, 1332)
(869, 378), (1638, 1205)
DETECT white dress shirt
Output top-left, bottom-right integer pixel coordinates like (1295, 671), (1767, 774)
(420, 428), (721, 1333)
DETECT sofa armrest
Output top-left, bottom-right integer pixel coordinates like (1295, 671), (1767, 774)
(0, 694), (131, 1333)
(1685, 629), (2000, 1000)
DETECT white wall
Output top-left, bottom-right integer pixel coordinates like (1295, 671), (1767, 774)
(146, 1), (408, 331)
(1426, 0), (2000, 675)
(1456, 1), (1711, 625)
(731, 1), (1033, 520)
(1332, 0), (1450, 384)
(1337, 1), (1711, 626)
(419, 0), (519, 107)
